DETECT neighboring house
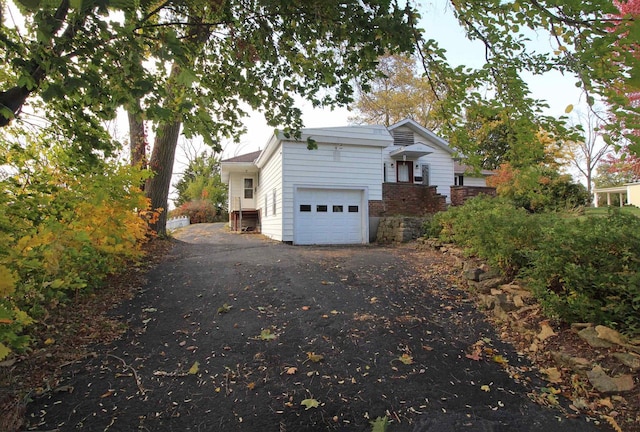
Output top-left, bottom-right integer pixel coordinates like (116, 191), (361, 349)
(593, 183), (640, 207)
(221, 118), (495, 245)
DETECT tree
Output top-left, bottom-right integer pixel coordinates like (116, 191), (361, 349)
(173, 150), (227, 212)
(566, 109), (612, 196)
(350, 54), (446, 129)
(596, 146), (640, 187)
(2, 1), (639, 233)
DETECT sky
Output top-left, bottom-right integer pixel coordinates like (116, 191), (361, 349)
(217, 0), (587, 161)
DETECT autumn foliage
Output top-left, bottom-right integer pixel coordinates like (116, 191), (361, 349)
(0, 137), (154, 360)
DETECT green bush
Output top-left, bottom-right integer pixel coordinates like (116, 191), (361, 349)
(524, 210), (640, 334)
(429, 197), (640, 335)
(430, 196), (546, 276)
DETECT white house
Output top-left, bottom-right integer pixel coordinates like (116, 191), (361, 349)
(593, 183), (640, 207)
(221, 119), (494, 245)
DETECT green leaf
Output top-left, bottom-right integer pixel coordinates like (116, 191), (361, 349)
(370, 416), (390, 432)
(259, 329), (276, 340)
(0, 343), (11, 361)
(300, 398), (319, 410)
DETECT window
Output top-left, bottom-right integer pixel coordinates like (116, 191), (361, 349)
(244, 178), (253, 199)
(397, 161), (413, 183)
(317, 205), (328, 212)
(264, 195), (268, 217)
(272, 189), (277, 215)
(300, 204), (311, 212)
(455, 175), (464, 186)
(348, 205), (359, 213)
(332, 205), (343, 212)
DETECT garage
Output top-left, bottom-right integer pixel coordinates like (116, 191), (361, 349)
(294, 188), (367, 245)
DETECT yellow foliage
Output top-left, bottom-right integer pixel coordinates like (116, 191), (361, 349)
(0, 266), (16, 297)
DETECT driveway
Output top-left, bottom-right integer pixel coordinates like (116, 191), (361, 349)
(25, 223), (605, 431)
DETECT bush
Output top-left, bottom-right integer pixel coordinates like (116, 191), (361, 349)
(0, 140), (152, 360)
(430, 196), (546, 276)
(171, 200), (220, 224)
(429, 197), (640, 336)
(524, 210), (640, 334)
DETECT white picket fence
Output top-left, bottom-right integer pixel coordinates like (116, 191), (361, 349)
(166, 216), (190, 231)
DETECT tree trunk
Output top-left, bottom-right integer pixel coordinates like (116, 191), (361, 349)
(145, 120), (181, 236)
(128, 105), (147, 169)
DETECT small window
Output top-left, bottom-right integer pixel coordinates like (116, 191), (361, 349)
(332, 205), (343, 212)
(455, 175), (464, 186)
(264, 195), (268, 217)
(317, 205), (328, 212)
(300, 204), (311, 212)
(244, 178), (253, 199)
(272, 189), (277, 216)
(348, 205), (359, 213)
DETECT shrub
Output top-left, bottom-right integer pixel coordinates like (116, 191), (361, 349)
(430, 196), (546, 276)
(171, 200), (219, 224)
(0, 140), (152, 360)
(524, 210), (640, 334)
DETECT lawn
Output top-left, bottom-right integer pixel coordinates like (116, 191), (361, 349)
(584, 205), (640, 217)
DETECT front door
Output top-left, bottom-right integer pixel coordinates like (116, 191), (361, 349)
(397, 161), (413, 183)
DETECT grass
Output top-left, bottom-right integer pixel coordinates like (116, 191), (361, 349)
(584, 206), (640, 217)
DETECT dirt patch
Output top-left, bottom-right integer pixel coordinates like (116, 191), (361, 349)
(2, 224), (617, 431)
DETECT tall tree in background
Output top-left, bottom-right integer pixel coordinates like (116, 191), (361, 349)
(350, 54), (445, 129)
(173, 151), (227, 211)
(567, 109), (612, 196)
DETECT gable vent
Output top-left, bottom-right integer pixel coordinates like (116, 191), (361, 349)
(393, 131), (414, 146)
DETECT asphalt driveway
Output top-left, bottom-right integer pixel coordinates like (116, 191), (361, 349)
(25, 223), (606, 431)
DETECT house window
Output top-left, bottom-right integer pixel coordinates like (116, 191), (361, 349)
(317, 205), (328, 212)
(244, 178), (253, 199)
(264, 195), (268, 217)
(455, 175), (464, 186)
(333, 205), (343, 212)
(300, 204), (311, 212)
(272, 189), (277, 215)
(348, 205), (359, 213)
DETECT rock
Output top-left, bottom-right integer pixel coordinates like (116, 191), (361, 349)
(570, 322), (593, 331)
(490, 288), (503, 295)
(595, 325), (627, 347)
(550, 351), (591, 371)
(495, 293), (517, 312)
(493, 304), (509, 321)
(586, 365), (635, 393)
(612, 352), (640, 370)
(578, 327), (614, 348)
(464, 267), (483, 282)
(513, 295), (525, 308)
(473, 277), (506, 293)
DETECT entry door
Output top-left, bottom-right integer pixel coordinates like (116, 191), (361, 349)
(397, 161), (413, 183)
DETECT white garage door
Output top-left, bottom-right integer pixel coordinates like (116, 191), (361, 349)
(295, 188), (366, 245)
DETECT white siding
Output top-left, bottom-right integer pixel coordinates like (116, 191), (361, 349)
(228, 174), (258, 211)
(256, 142), (284, 241)
(383, 126), (455, 202)
(281, 142), (383, 243)
(462, 176), (488, 187)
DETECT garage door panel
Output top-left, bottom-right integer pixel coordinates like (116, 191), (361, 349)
(295, 188), (365, 245)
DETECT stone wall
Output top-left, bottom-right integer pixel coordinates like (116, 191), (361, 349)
(450, 186), (496, 206)
(376, 216), (426, 244)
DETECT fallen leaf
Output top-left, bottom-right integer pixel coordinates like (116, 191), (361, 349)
(537, 321), (556, 342)
(307, 352), (324, 363)
(286, 367), (297, 375)
(217, 303), (231, 314)
(44, 338), (55, 346)
(247, 382), (255, 390)
(492, 355), (508, 365)
(260, 329), (276, 341)
(370, 297), (378, 304)
(370, 416), (390, 432)
(100, 389), (115, 398)
(142, 307), (157, 313)
(301, 306), (310, 311)
(398, 353), (414, 365)
(540, 367), (562, 383)
(301, 398), (319, 410)
(481, 384), (491, 392)
(188, 361), (199, 375)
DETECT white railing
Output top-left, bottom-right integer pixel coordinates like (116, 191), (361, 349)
(167, 215), (190, 231)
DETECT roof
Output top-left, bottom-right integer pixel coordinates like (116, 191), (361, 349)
(454, 162), (495, 176)
(221, 150), (262, 163)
